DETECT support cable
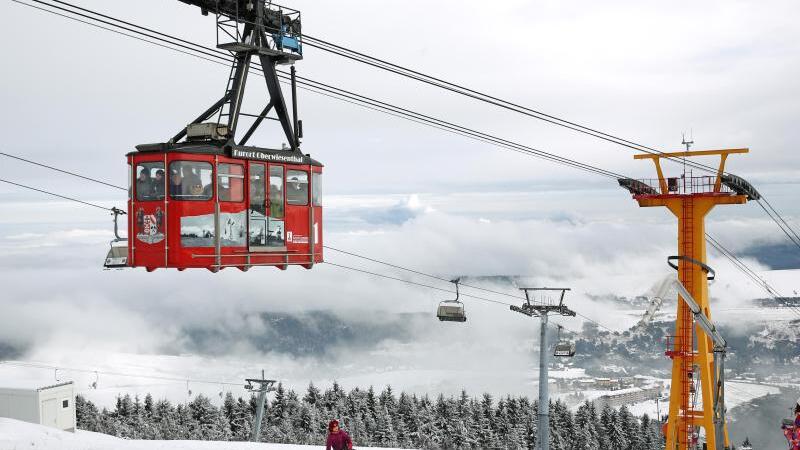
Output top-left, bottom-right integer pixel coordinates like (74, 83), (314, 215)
(0, 178), (118, 212)
(0, 173), (603, 330)
(12, 0), (623, 181)
(2, 152), (788, 326)
(301, 35), (721, 175)
(0, 360), (242, 386)
(755, 199), (800, 250)
(13, 0), (800, 253)
(6, 0), (797, 324)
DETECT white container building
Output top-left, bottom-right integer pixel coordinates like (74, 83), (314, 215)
(0, 381), (76, 431)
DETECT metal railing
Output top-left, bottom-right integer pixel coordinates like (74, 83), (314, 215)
(626, 176), (734, 196)
(214, 0), (303, 56)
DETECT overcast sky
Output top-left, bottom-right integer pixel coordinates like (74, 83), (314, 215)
(0, 0), (798, 403)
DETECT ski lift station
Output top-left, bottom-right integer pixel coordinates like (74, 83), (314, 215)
(0, 381), (76, 432)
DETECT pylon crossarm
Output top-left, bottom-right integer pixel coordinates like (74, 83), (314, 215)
(630, 148), (750, 197)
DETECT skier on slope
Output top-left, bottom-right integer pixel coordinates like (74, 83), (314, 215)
(326, 419), (353, 450)
(781, 398), (800, 450)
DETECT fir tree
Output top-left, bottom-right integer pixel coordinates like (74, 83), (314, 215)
(231, 397), (253, 441)
(143, 393), (154, 419)
(75, 395), (100, 432)
(397, 392), (419, 447)
(303, 381), (321, 406)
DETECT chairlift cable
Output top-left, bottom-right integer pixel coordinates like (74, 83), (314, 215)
(14, 0), (623, 179)
(0, 178), (119, 212)
(1, 153), (778, 328)
(325, 262), (515, 307)
(300, 36), (723, 176)
(14, 0), (800, 252)
(759, 196), (800, 245)
(302, 33), (800, 247)
(0, 360), (242, 387)
(0, 152), (125, 191)
(0, 175), (582, 328)
(324, 245), (548, 305)
(705, 234), (800, 319)
(7, 0), (797, 325)
(23, 0), (800, 254)
(325, 245), (617, 331)
(755, 200), (800, 250)
(9, 0), (627, 181)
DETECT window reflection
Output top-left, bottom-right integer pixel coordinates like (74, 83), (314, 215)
(218, 163), (244, 202)
(270, 166), (284, 218)
(169, 161), (212, 201)
(249, 164), (266, 217)
(312, 172), (322, 206)
(136, 162), (165, 201)
(286, 170), (308, 206)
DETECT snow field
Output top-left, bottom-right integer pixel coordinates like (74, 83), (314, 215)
(0, 418), (405, 450)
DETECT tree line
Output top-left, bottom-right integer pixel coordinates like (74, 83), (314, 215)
(76, 382), (664, 449)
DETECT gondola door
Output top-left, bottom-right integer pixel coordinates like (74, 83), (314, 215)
(248, 163), (286, 251)
(248, 163), (268, 249)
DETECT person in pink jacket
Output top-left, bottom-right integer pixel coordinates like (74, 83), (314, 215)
(326, 419), (353, 450)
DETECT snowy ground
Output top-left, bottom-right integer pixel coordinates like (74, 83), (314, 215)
(0, 418), (404, 450)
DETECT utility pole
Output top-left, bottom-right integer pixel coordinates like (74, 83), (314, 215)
(245, 370), (276, 442)
(511, 287), (575, 450)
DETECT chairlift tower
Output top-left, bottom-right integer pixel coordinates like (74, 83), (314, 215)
(619, 145), (760, 450)
(511, 287), (575, 450)
(244, 370), (276, 442)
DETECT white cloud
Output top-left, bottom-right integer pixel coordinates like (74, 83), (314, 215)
(0, 0), (798, 407)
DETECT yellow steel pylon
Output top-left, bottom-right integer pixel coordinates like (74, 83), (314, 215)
(621, 147), (751, 450)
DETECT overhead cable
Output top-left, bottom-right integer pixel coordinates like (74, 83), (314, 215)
(0, 360), (242, 387)
(0, 178), (117, 212)
(7, 0), (797, 321)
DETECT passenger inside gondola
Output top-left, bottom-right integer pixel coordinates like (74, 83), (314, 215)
(182, 167), (201, 197)
(136, 169), (153, 200)
(169, 168), (182, 197)
(153, 169), (165, 200)
(169, 162), (212, 200)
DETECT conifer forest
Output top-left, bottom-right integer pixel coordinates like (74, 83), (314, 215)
(76, 383), (664, 449)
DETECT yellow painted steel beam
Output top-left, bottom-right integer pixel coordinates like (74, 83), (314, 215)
(633, 148), (749, 160)
(636, 194), (747, 209)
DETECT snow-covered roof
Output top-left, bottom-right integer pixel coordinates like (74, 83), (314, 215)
(0, 380), (73, 392)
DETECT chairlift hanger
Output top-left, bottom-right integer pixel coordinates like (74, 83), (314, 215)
(437, 278), (466, 322)
(103, 207), (128, 269)
(553, 324), (576, 358)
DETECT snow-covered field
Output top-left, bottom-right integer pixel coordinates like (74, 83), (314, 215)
(0, 418), (404, 450)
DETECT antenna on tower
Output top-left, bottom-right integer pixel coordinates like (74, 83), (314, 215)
(682, 132), (694, 151)
(681, 132), (694, 177)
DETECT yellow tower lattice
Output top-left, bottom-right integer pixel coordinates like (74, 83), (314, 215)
(619, 148), (756, 450)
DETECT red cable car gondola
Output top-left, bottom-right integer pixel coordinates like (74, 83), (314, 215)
(111, 1), (323, 272)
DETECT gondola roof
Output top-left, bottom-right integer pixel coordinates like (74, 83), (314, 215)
(130, 140), (323, 167)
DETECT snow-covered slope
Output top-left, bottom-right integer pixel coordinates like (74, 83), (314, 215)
(0, 418), (403, 450)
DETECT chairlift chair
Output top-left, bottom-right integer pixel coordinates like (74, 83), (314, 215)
(103, 207), (128, 269)
(437, 278), (466, 322)
(553, 325), (576, 357)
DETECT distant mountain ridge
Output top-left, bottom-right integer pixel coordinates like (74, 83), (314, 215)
(178, 311), (427, 358)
